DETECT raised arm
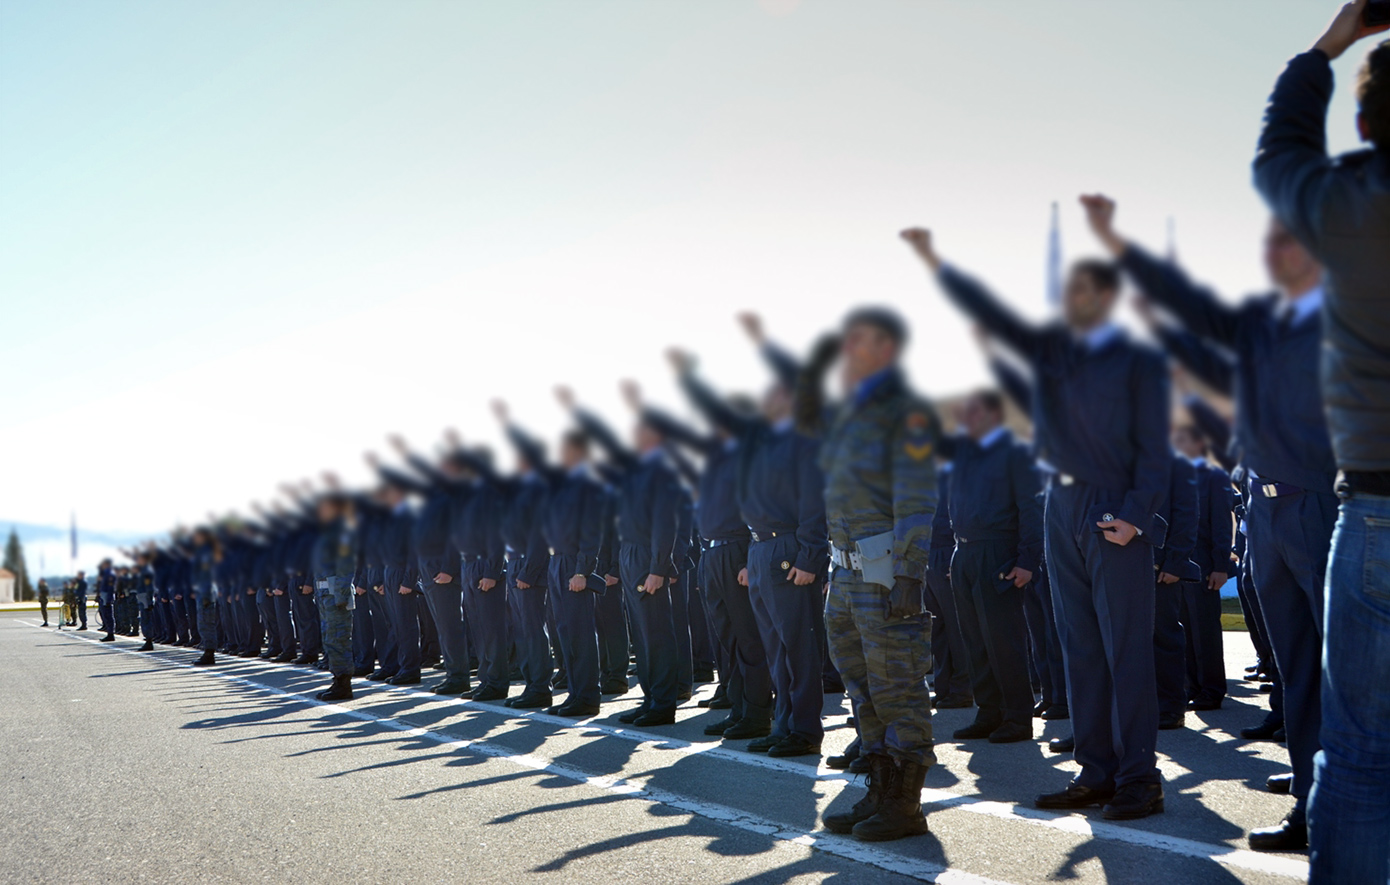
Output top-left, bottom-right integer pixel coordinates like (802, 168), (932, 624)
(669, 348), (760, 439)
(1253, 3), (1387, 248)
(1153, 325), (1236, 396)
(902, 227), (1048, 362)
(1082, 195), (1241, 345)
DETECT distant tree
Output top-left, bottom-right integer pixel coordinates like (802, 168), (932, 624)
(3, 528), (34, 601)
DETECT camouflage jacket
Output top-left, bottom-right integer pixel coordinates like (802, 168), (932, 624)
(312, 519), (358, 600)
(817, 368), (940, 581)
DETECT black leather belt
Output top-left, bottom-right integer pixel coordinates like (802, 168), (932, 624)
(1338, 470), (1390, 499)
(749, 531), (782, 543)
(1255, 479), (1302, 498)
(706, 538), (746, 548)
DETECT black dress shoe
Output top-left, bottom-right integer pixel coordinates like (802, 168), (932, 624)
(1266, 773), (1293, 794)
(633, 708), (677, 727)
(767, 733), (821, 758)
(432, 678), (471, 696)
(139, 640), (155, 652)
(76, 626), (87, 631)
(352, 666), (374, 678)
(987, 721), (1033, 744)
(1188, 698), (1223, 711)
(274, 651), (297, 663)
(1158, 712), (1186, 730)
(694, 668), (716, 684)
(366, 669), (396, 682)
(1036, 781), (1113, 809)
(1258, 683), (1275, 693)
(1049, 735), (1075, 754)
(192, 650), (216, 667)
(1102, 782), (1165, 820)
(1241, 721), (1283, 740)
(1249, 816), (1307, 852)
(505, 693), (551, 709)
(600, 679), (629, 695)
(746, 734), (783, 753)
(100, 634), (116, 642)
(704, 716), (737, 736)
(933, 695), (973, 709)
(721, 719), (772, 741)
(387, 673), (421, 686)
(618, 707), (648, 724)
(1041, 704), (1070, 721)
(470, 687), (509, 703)
(953, 719), (1002, 740)
(548, 702), (601, 718)
(1033, 700), (1049, 717)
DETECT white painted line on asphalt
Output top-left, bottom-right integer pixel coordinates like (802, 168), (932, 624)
(28, 622), (1311, 882)
(36, 624), (1010, 885)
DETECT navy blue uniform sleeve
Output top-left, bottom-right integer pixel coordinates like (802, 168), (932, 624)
(1155, 326), (1236, 396)
(648, 470), (682, 579)
(1120, 244), (1241, 347)
(1207, 467), (1236, 578)
(761, 341), (801, 391)
(937, 266), (1046, 362)
(988, 357), (1034, 414)
(1118, 351), (1172, 537)
(679, 371), (759, 439)
(793, 434), (830, 575)
(1011, 445), (1044, 574)
(642, 406), (717, 455)
(405, 452), (449, 486)
(576, 408), (636, 470)
(1162, 459), (1200, 581)
(663, 442), (702, 488)
(1253, 50), (1336, 251)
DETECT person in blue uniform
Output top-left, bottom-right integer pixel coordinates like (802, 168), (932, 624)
(945, 391), (1044, 745)
(505, 402), (608, 717)
(96, 559), (117, 642)
(564, 386), (684, 727)
(1172, 425), (1235, 712)
(904, 225), (1171, 821)
(925, 464), (972, 710)
(1153, 455), (1201, 731)
(450, 444), (513, 703)
(491, 401), (556, 710)
(190, 527), (222, 667)
(1082, 194), (1333, 848)
(626, 380), (774, 743)
(667, 345), (829, 758)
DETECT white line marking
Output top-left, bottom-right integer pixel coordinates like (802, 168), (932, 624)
(26, 622), (1310, 881)
(36, 624), (1010, 885)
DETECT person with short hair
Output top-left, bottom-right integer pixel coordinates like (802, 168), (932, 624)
(1252, 3), (1390, 878)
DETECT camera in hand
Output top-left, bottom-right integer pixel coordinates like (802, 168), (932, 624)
(1366, 0), (1390, 27)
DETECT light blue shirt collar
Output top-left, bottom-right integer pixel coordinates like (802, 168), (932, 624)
(1280, 286), (1323, 327)
(772, 416), (794, 434)
(976, 426), (1008, 449)
(1078, 322), (1121, 351)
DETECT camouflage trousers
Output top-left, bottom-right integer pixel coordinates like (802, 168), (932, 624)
(825, 568), (936, 767)
(316, 589), (354, 677)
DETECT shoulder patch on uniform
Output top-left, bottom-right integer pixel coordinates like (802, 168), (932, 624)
(903, 409), (935, 460)
(904, 411), (931, 436)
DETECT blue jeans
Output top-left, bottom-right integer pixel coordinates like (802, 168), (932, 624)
(1309, 493), (1390, 884)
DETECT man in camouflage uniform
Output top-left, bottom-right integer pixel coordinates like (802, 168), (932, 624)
(311, 488), (358, 702)
(806, 307), (940, 843)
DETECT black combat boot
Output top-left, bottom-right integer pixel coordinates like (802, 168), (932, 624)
(193, 649), (216, 667)
(316, 675), (354, 702)
(851, 759), (929, 842)
(823, 754), (891, 834)
(139, 640), (155, 652)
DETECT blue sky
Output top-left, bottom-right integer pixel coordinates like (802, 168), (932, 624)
(1, 0), (1375, 537)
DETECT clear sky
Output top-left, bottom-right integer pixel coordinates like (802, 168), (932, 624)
(1, 0), (1375, 538)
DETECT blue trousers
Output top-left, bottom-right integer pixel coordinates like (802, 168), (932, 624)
(98, 594), (115, 637)
(271, 591), (296, 656)
(748, 533), (825, 742)
(291, 589), (321, 656)
(620, 542), (679, 712)
(671, 568), (695, 696)
(367, 590), (397, 675)
(596, 575), (628, 687)
(258, 590), (280, 656)
(351, 591), (375, 671)
(701, 540), (771, 723)
(1025, 564), (1068, 709)
(508, 558), (553, 698)
(1246, 488), (1336, 809)
(1309, 492), (1390, 884)
(181, 594), (198, 644)
(1154, 579), (1188, 718)
(464, 559), (510, 693)
(1046, 481), (1159, 790)
(421, 578), (468, 681)
(379, 584), (420, 678)
(1181, 580), (1226, 706)
(925, 547), (972, 702)
(951, 539), (1034, 727)
(548, 554), (600, 707)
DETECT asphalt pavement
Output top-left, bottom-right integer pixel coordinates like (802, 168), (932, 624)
(0, 612), (1308, 884)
